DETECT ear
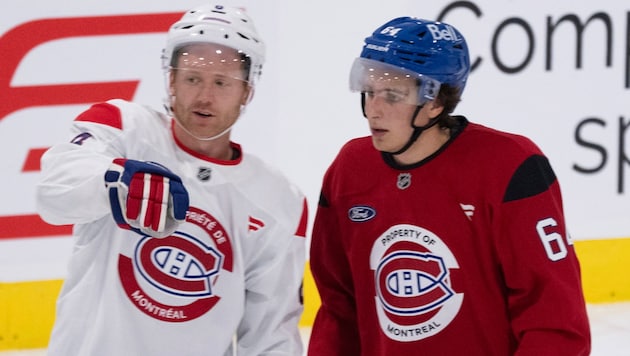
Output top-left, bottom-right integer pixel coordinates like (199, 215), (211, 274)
(428, 100), (445, 117)
(242, 85), (255, 105)
(168, 71), (176, 96)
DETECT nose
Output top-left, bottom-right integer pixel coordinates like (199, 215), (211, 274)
(363, 94), (383, 120)
(196, 83), (217, 103)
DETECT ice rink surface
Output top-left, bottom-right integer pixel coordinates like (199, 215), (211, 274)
(1, 302), (628, 356)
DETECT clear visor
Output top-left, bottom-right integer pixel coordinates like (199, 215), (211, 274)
(349, 57), (441, 106)
(170, 43), (250, 82)
(169, 67), (249, 98)
(167, 44), (251, 98)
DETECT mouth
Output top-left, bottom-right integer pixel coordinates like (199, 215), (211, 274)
(370, 127), (387, 136)
(193, 110), (214, 118)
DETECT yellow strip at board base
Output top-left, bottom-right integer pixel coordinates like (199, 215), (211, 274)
(0, 279), (62, 350)
(573, 237), (630, 302)
(1, 237), (628, 351)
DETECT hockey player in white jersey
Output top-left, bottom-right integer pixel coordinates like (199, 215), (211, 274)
(36, 4), (308, 355)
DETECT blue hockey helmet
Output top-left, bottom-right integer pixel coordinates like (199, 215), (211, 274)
(350, 17), (470, 104)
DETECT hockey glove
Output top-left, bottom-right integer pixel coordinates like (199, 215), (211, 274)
(104, 158), (189, 237)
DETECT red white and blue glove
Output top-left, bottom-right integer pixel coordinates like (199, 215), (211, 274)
(104, 158), (189, 237)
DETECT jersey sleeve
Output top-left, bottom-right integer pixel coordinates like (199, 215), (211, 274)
(307, 165), (362, 356)
(36, 102), (126, 225)
(495, 154), (591, 355)
(235, 197), (308, 355)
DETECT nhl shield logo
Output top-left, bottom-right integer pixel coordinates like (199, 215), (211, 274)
(397, 173), (411, 190)
(197, 167), (212, 181)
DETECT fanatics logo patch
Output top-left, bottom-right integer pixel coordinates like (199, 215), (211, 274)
(248, 216), (265, 232)
(459, 203), (475, 220)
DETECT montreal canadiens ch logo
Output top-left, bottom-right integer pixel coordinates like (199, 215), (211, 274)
(134, 233), (223, 297)
(370, 224), (463, 342)
(118, 206), (234, 322)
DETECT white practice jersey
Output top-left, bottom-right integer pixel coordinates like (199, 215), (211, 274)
(36, 99), (308, 356)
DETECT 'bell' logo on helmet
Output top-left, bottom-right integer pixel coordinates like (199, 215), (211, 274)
(427, 24), (460, 42)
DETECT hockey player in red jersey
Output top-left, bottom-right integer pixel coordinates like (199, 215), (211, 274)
(308, 17), (590, 355)
(36, 4), (307, 355)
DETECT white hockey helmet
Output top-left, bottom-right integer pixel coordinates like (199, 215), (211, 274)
(162, 4), (265, 85)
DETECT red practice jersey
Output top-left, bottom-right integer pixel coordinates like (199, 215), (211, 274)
(309, 117), (590, 356)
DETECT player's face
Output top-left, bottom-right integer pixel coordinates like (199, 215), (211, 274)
(362, 77), (429, 153)
(169, 43), (251, 140)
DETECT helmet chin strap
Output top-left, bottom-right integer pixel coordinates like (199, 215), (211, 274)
(389, 108), (440, 155)
(360, 93), (439, 156)
(173, 114), (236, 141)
